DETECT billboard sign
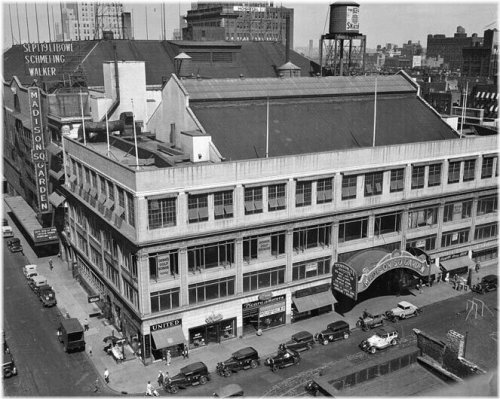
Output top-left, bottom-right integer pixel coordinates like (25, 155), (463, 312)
(29, 87), (49, 213)
(23, 42), (74, 77)
(33, 227), (58, 242)
(332, 262), (358, 300)
(346, 6), (360, 31)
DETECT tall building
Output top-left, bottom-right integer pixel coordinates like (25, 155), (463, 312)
(184, 2), (293, 46)
(61, 2), (124, 41)
(462, 29), (498, 78)
(427, 26), (483, 72)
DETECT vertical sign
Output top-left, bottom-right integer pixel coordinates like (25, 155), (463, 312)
(157, 255), (171, 277)
(29, 87), (49, 213)
(257, 236), (272, 258)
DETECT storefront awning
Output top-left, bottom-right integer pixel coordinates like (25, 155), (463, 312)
(293, 291), (336, 313)
(152, 326), (186, 349)
(440, 256), (473, 272)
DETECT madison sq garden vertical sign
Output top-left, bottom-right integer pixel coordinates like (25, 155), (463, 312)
(29, 87), (49, 213)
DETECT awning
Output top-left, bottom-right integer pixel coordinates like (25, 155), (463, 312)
(440, 256), (473, 272)
(293, 291), (336, 313)
(49, 192), (66, 208)
(151, 326), (186, 349)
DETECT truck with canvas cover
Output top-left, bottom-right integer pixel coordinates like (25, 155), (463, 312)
(57, 318), (85, 353)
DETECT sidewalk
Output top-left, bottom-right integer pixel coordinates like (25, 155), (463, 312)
(5, 204), (497, 395)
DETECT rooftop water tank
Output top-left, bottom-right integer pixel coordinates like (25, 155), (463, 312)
(329, 1), (360, 35)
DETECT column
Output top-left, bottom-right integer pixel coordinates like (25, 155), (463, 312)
(436, 204), (445, 251)
(333, 172), (342, 209)
(285, 228), (294, 325)
(235, 237), (244, 294)
(177, 192), (187, 227)
(179, 247), (189, 306)
(288, 178), (295, 211)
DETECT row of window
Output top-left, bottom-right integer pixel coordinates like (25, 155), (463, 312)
(148, 157), (497, 229)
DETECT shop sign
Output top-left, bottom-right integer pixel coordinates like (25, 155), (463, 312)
(305, 262), (317, 272)
(151, 318), (181, 332)
(358, 255), (428, 292)
(415, 240), (426, 249)
(157, 255), (170, 277)
(33, 227), (58, 243)
(258, 291), (273, 301)
(257, 236), (271, 257)
(260, 305), (285, 317)
(88, 294), (100, 303)
(332, 262), (358, 300)
(243, 294), (286, 310)
(205, 313), (223, 324)
(29, 87), (49, 213)
(440, 251), (468, 262)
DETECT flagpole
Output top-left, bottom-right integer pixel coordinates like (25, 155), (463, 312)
(106, 112), (110, 157)
(266, 96), (269, 158)
(131, 99), (139, 170)
(372, 77), (377, 147)
(80, 88), (86, 145)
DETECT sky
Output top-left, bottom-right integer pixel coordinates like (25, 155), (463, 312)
(1, 0), (498, 51)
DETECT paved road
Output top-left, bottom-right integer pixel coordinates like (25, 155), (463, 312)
(2, 245), (112, 396)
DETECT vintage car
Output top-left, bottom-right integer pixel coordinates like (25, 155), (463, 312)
(38, 285), (57, 307)
(471, 274), (498, 294)
(279, 330), (315, 352)
(356, 311), (387, 331)
(213, 383), (244, 397)
(360, 328), (400, 354)
(9, 241), (23, 253)
(216, 347), (260, 377)
(2, 225), (14, 238)
(3, 339), (17, 378)
(314, 320), (350, 345)
(385, 301), (421, 322)
(265, 348), (300, 372)
(164, 362), (210, 394)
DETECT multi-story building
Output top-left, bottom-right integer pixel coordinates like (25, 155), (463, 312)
(32, 62), (496, 364)
(427, 26), (483, 72)
(462, 29), (498, 78)
(184, 2), (293, 46)
(401, 40), (423, 59)
(61, 2), (124, 41)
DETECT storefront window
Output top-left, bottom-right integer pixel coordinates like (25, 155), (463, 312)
(188, 318), (236, 348)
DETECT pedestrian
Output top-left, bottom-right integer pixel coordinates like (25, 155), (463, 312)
(104, 368), (109, 383)
(184, 344), (189, 359)
(146, 381), (153, 396)
(475, 262), (481, 273)
(88, 344), (92, 357)
(157, 370), (164, 387)
(93, 378), (100, 392)
(49, 258), (53, 270)
(84, 318), (89, 331)
(166, 349), (171, 366)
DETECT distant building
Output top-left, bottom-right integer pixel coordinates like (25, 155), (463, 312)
(401, 40), (423, 59)
(462, 29), (498, 78)
(184, 2), (293, 46)
(62, 2), (124, 41)
(427, 26), (483, 71)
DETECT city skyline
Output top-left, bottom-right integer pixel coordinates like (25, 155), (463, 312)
(1, 1), (498, 51)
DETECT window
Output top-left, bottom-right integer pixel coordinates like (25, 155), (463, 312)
(268, 184), (286, 211)
(408, 207), (438, 228)
(188, 240), (234, 271)
(375, 212), (402, 235)
(406, 235), (437, 251)
(295, 181), (312, 207)
(84, 167), (90, 185)
(342, 175), (357, 200)
(99, 175), (106, 197)
(443, 200), (473, 222)
(390, 169), (404, 192)
(293, 224), (331, 251)
(189, 277), (235, 304)
(411, 166), (425, 189)
(474, 223), (498, 240)
(117, 187), (126, 220)
(105, 261), (120, 288)
(477, 195), (498, 215)
(214, 191), (233, 219)
(149, 251), (179, 280)
(441, 228), (470, 247)
(126, 192), (135, 227)
(428, 164), (441, 187)
(188, 194), (208, 223)
(90, 245), (103, 271)
(292, 257), (331, 281)
(122, 279), (138, 308)
(364, 172), (383, 197)
(463, 159), (476, 181)
(447, 161), (461, 184)
(316, 178), (333, 204)
(244, 187), (263, 215)
(243, 266), (285, 292)
(107, 180), (115, 201)
(243, 231), (285, 262)
(338, 217), (368, 242)
(148, 197), (176, 229)
(481, 157), (495, 178)
(150, 288), (180, 313)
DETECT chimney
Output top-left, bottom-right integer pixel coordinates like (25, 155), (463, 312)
(285, 14), (291, 63)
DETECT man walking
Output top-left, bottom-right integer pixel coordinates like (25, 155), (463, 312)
(84, 318), (89, 331)
(104, 368), (110, 383)
(157, 370), (164, 387)
(49, 258), (53, 271)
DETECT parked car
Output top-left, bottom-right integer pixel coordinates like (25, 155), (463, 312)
(57, 318), (85, 353)
(314, 320), (350, 345)
(360, 328), (400, 354)
(2, 225), (14, 238)
(385, 301), (421, 322)
(23, 264), (37, 278)
(7, 237), (20, 248)
(265, 348), (300, 372)
(38, 285), (57, 307)
(356, 311), (387, 331)
(471, 274), (498, 294)
(9, 241), (23, 253)
(3, 339), (17, 378)
(164, 362), (210, 394)
(279, 330), (315, 352)
(213, 383), (244, 397)
(216, 346), (260, 377)
(29, 275), (48, 291)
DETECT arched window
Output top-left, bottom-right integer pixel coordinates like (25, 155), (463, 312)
(13, 94), (20, 112)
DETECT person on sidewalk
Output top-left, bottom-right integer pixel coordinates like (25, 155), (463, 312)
(88, 344), (92, 357)
(104, 368), (110, 383)
(166, 349), (171, 366)
(49, 258), (53, 270)
(84, 318), (89, 331)
(146, 381), (153, 396)
(157, 371), (164, 387)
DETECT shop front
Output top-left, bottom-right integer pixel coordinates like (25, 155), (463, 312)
(292, 283), (335, 322)
(188, 315), (236, 349)
(242, 294), (286, 335)
(149, 319), (187, 361)
(439, 251), (474, 279)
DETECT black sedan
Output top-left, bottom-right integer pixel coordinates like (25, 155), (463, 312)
(264, 348), (300, 372)
(9, 243), (23, 253)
